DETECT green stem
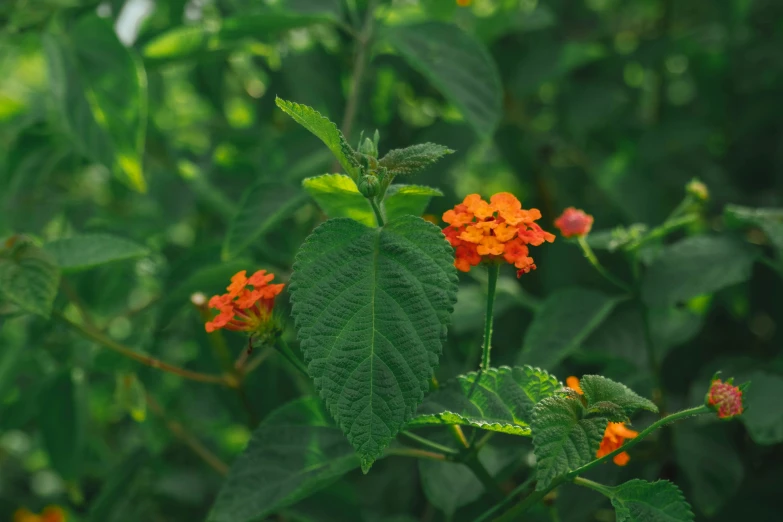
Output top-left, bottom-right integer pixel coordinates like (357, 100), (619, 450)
(399, 431), (459, 456)
(275, 338), (310, 377)
(624, 214), (698, 252)
(369, 197), (385, 226)
(639, 297), (665, 411)
(464, 455), (505, 502)
(572, 476), (613, 496)
(496, 405), (711, 520)
(474, 475), (535, 522)
(577, 236), (632, 292)
(384, 447), (448, 462)
(482, 263), (500, 371)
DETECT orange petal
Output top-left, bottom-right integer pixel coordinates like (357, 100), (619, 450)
(613, 452), (631, 466)
(566, 376), (583, 394)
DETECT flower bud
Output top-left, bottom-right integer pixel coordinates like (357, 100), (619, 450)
(554, 207), (594, 238)
(705, 376), (745, 419)
(358, 175), (380, 198)
(686, 178), (709, 201)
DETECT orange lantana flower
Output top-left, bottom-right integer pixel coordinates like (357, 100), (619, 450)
(554, 207), (594, 238)
(442, 193), (555, 277)
(14, 506), (66, 522)
(566, 376), (638, 466)
(204, 270), (284, 333)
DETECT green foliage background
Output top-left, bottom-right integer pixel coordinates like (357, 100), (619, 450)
(1, 0), (782, 521)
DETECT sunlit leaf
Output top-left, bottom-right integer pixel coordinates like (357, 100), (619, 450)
(302, 174), (374, 226)
(383, 184), (443, 222)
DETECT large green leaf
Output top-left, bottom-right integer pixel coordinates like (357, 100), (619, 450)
(0, 242), (60, 318)
(532, 396), (607, 490)
(302, 174), (374, 226)
(641, 235), (756, 307)
(673, 425), (743, 516)
(276, 98), (358, 178)
(383, 185), (443, 222)
(607, 480), (694, 522)
(222, 181), (308, 260)
(519, 288), (621, 369)
(383, 23), (502, 137)
(378, 143), (454, 176)
(740, 371), (783, 445)
(44, 15), (147, 192)
(579, 375), (658, 418)
(289, 216), (458, 472)
(407, 365), (559, 435)
(208, 397), (359, 522)
(38, 370), (88, 480)
(44, 233), (149, 272)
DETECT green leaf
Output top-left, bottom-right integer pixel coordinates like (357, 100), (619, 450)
(724, 204), (783, 254)
(519, 288), (621, 369)
(289, 216), (458, 472)
(608, 479), (694, 522)
(579, 375), (658, 417)
(641, 235), (756, 307)
(275, 98), (358, 177)
(88, 448), (150, 522)
(673, 425), (743, 516)
(302, 174), (374, 226)
(44, 15), (147, 192)
(378, 143), (454, 176)
(383, 22), (502, 137)
(222, 181), (308, 260)
(531, 396), (607, 490)
(383, 185), (443, 222)
(38, 370), (88, 480)
(407, 365), (559, 436)
(740, 371), (783, 445)
(0, 242), (60, 318)
(44, 233), (149, 272)
(208, 397), (359, 522)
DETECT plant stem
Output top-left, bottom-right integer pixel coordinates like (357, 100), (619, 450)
(624, 214), (698, 252)
(496, 405), (711, 520)
(239, 344), (275, 376)
(450, 425), (470, 449)
(385, 447), (448, 462)
(54, 311), (234, 387)
(473, 475), (535, 522)
(464, 455), (505, 502)
(369, 197), (385, 226)
(275, 338), (310, 377)
(572, 476), (613, 496)
(577, 236), (632, 292)
(481, 263), (500, 371)
(639, 297), (664, 411)
(146, 393), (229, 476)
(399, 431), (460, 456)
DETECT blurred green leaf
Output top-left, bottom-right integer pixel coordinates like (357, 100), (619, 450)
(38, 370), (88, 480)
(519, 288), (621, 369)
(740, 372), (783, 445)
(641, 236), (757, 307)
(724, 205), (783, 255)
(208, 397), (359, 522)
(44, 233), (149, 272)
(222, 181), (307, 260)
(605, 479), (694, 522)
(44, 15), (148, 192)
(383, 184), (443, 221)
(88, 448), (150, 522)
(302, 174), (374, 226)
(408, 365), (559, 435)
(289, 216), (458, 472)
(383, 22), (502, 137)
(0, 242), (60, 318)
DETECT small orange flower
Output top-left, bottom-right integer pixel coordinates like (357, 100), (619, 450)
(14, 506), (66, 522)
(554, 207), (594, 238)
(442, 193), (555, 277)
(567, 376), (638, 466)
(205, 270), (284, 334)
(707, 378), (744, 419)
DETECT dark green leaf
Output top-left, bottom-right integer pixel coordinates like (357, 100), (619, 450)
(641, 236), (756, 307)
(531, 396), (607, 490)
(608, 479), (694, 522)
(519, 288), (621, 369)
(579, 375), (658, 416)
(408, 365), (559, 435)
(44, 15), (147, 192)
(208, 397), (359, 522)
(724, 204), (783, 254)
(222, 181), (308, 260)
(383, 185), (443, 222)
(88, 448), (150, 522)
(302, 174), (374, 226)
(740, 372), (783, 445)
(289, 216), (458, 472)
(0, 242), (60, 318)
(44, 233), (149, 272)
(378, 143), (454, 176)
(383, 23), (502, 137)
(38, 370), (88, 480)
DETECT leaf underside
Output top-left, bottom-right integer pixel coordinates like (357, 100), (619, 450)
(609, 479), (695, 522)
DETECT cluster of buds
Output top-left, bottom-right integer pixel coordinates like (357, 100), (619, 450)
(706, 375), (745, 419)
(442, 193), (555, 277)
(554, 207), (594, 238)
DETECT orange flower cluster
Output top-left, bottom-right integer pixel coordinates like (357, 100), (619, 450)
(14, 506), (66, 522)
(707, 378), (744, 419)
(566, 376), (638, 466)
(554, 207), (594, 238)
(205, 270), (284, 333)
(442, 193), (555, 277)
